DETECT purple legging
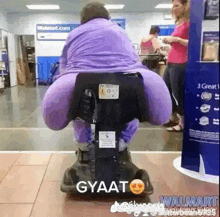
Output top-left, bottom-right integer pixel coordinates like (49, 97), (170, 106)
(41, 69), (172, 145)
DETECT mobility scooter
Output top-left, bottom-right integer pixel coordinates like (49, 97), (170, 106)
(60, 72), (154, 196)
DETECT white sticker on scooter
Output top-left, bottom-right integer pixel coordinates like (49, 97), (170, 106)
(99, 131), (116, 148)
(99, 84), (119, 99)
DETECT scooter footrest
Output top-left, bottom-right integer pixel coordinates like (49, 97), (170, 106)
(60, 160), (154, 196)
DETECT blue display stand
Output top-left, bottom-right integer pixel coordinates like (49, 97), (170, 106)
(181, 0), (219, 176)
(1, 50), (9, 76)
(37, 56), (59, 85)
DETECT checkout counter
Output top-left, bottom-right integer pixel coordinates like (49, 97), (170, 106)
(139, 54), (167, 77)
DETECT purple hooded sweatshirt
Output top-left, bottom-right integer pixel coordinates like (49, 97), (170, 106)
(42, 18), (172, 144)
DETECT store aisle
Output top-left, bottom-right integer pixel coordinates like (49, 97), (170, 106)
(0, 85), (48, 128)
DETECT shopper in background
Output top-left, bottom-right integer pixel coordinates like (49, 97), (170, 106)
(162, 0), (190, 132)
(140, 26), (164, 72)
(140, 26), (160, 55)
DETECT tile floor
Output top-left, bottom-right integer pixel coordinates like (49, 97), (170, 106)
(0, 152), (219, 217)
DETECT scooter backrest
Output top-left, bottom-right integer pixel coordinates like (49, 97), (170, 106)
(67, 72), (150, 124)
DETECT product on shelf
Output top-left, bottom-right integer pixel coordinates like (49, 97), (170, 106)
(202, 42), (219, 61)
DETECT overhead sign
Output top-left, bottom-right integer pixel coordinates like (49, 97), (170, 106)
(156, 25), (176, 36)
(111, 18), (126, 29)
(36, 24), (80, 41)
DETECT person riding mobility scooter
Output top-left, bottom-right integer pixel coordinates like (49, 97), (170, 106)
(60, 72), (154, 195)
(41, 2), (172, 197)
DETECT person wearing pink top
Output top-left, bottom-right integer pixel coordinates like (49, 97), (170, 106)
(162, 0), (190, 132)
(140, 26), (160, 55)
(140, 26), (162, 72)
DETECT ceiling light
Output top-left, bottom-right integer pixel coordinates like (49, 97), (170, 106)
(155, 4), (173, 9)
(26, 5), (60, 10)
(104, 5), (124, 10)
(164, 14), (172, 19)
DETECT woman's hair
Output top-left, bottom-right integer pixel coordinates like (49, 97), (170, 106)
(149, 26), (160, 35)
(172, 0), (190, 23)
(80, 2), (110, 24)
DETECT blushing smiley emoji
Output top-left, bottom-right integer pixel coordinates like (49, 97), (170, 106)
(129, 179), (145, 195)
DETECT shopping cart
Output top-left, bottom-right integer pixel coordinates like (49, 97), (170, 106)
(0, 61), (5, 93)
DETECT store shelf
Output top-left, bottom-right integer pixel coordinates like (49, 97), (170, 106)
(197, 61), (219, 63)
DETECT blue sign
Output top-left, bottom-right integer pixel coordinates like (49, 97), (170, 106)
(111, 18), (126, 29)
(36, 24), (80, 41)
(157, 25), (176, 36)
(182, 0), (219, 176)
